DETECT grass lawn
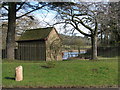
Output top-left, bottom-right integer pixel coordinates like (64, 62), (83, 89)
(2, 57), (118, 88)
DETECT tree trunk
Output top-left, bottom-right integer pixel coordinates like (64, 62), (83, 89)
(78, 47), (81, 57)
(6, 3), (16, 60)
(91, 35), (98, 60)
(100, 29), (103, 45)
(0, 25), (2, 60)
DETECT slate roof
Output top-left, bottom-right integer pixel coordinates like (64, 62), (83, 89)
(17, 27), (53, 41)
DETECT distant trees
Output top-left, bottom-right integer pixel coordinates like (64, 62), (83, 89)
(60, 34), (89, 56)
(73, 38), (85, 56)
(60, 34), (87, 47)
(107, 2), (120, 46)
(98, 2), (120, 46)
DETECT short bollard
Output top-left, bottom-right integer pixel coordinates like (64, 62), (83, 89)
(15, 66), (23, 81)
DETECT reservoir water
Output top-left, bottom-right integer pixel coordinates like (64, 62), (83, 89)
(62, 51), (86, 60)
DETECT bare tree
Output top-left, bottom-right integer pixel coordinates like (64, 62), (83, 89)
(49, 2), (108, 60)
(1, 2), (48, 60)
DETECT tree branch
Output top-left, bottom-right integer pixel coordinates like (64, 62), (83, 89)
(0, 18), (8, 20)
(16, 4), (47, 19)
(2, 6), (8, 11)
(71, 17), (91, 37)
(73, 13), (89, 16)
(94, 18), (98, 35)
(79, 20), (93, 32)
(16, 2), (25, 12)
(73, 16), (93, 32)
(74, 22), (92, 37)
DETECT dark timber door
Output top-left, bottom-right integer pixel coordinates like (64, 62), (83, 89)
(17, 41), (46, 61)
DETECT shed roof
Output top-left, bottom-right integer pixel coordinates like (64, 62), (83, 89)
(17, 27), (53, 41)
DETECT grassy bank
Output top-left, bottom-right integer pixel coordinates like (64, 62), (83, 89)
(2, 58), (118, 88)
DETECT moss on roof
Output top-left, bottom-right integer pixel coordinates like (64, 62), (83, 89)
(18, 27), (53, 41)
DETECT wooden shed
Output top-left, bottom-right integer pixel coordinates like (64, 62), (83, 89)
(16, 27), (62, 61)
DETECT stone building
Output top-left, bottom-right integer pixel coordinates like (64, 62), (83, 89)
(16, 27), (62, 61)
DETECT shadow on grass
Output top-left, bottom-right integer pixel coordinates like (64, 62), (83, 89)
(5, 77), (15, 80)
(41, 65), (50, 68)
(41, 62), (56, 69)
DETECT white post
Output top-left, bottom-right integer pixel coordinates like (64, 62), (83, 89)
(15, 66), (23, 81)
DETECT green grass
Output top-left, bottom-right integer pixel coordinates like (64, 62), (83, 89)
(2, 58), (118, 88)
